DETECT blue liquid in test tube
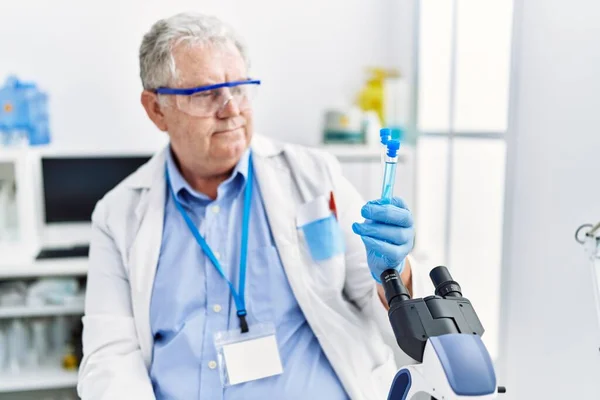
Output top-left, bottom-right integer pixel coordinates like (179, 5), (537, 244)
(381, 139), (400, 202)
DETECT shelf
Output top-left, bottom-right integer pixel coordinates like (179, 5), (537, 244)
(0, 303), (84, 319)
(0, 365), (78, 392)
(1, 144), (160, 158)
(0, 258), (88, 279)
(319, 144), (380, 159)
(318, 144), (409, 162)
(0, 147), (29, 163)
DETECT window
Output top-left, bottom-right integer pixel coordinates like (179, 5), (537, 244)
(414, 0), (514, 359)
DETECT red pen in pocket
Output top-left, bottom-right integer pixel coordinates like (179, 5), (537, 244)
(329, 191), (338, 220)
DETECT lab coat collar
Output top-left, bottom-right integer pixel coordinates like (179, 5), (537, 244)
(166, 145), (250, 204)
(125, 134), (283, 190)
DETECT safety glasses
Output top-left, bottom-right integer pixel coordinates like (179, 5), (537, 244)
(155, 79), (261, 117)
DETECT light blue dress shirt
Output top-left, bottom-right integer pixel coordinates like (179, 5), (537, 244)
(149, 148), (349, 400)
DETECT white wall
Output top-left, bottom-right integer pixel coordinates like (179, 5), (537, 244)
(0, 0), (404, 150)
(500, 0), (600, 398)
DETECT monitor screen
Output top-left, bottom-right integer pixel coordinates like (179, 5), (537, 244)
(41, 155), (151, 223)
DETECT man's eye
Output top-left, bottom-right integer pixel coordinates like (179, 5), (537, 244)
(194, 90), (214, 98)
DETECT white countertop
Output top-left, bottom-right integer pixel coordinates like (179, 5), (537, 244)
(0, 364), (78, 392)
(0, 256), (88, 279)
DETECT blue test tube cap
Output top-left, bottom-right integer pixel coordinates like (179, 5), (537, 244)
(379, 128), (391, 145)
(386, 139), (401, 157)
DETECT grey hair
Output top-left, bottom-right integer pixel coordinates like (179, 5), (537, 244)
(139, 12), (249, 90)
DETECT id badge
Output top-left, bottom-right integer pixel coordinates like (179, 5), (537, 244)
(214, 322), (283, 387)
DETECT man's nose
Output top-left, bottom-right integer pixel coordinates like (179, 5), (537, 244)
(217, 95), (241, 118)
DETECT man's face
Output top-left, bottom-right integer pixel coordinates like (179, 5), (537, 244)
(148, 41), (253, 176)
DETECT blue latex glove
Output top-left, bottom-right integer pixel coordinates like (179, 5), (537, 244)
(351, 197), (415, 283)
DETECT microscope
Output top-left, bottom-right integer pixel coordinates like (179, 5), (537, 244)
(381, 266), (506, 399)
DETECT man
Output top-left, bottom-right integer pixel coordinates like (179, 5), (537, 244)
(78, 12), (425, 400)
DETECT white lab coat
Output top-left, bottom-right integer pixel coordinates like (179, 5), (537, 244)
(78, 134), (430, 400)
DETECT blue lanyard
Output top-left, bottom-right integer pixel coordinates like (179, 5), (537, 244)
(166, 154), (253, 333)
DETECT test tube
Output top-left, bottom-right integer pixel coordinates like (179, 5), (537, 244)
(379, 139), (406, 299)
(381, 139), (400, 202)
(8, 319), (27, 372)
(30, 319), (48, 367)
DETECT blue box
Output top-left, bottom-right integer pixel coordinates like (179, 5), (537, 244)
(0, 76), (51, 146)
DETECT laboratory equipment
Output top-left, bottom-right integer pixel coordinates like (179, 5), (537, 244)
(0, 179), (17, 242)
(379, 128), (391, 160)
(0, 278), (85, 372)
(379, 128), (391, 147)
(8, 319), (28, 372)
(575, 221), (600, 343)
(51, 315), (70, 354)
(0, 281), (27, 306)
(382, 266), (505, 399)
(0, 75), (50, 147)
(37, 154), (150, 257)
(322, 67), (394, 145)
(381, 139), (400, 202)
(0, 322), (6, 370)
(352, 138), (410, 281)
(30, 318), (49, 366)
(350, 138), (408, 281)
(322, 106), (367, 144)
(375, 138), (504, 398)
(26, 278), (81, 306)
(0, 180), (9, 240)
(356, 67), (399, 125)
(0, 314), (80, 373)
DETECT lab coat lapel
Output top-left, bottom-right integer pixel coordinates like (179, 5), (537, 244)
(128, 153), (166, 367)
(253, 154), (297, 247)
(252, 151), (311, 310)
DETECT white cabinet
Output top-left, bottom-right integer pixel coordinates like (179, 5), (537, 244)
(0, 149), (40, 257)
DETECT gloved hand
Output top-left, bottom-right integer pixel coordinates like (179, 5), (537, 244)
(351, 197), (415, 282)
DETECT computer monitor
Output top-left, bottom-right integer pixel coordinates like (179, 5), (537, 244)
(41, 155), (151, 223)
(39, 154), (152, 248)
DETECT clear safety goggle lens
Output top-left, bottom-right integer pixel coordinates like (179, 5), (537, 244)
(175, 84), (258, 117)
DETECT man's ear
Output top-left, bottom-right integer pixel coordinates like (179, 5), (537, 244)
(141, 90), (168, 132)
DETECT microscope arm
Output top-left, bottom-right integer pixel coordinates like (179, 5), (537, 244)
(388, 334), (497, 399)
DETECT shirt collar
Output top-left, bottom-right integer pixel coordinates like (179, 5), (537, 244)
(166, 146), (250, 204)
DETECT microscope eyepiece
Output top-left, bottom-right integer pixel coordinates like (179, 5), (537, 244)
(380, 269), (411, 306)
(429, 266), (462, 298)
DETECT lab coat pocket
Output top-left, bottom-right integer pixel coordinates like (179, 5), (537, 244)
(296, 195), (345, 262)
(296, 195), (346, 295)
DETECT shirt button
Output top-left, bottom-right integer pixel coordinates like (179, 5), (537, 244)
(214, 251), (221, 260)
(211, 205), (220, 214)
(208, 360), (217, 370)
(213, 304), (222, 313)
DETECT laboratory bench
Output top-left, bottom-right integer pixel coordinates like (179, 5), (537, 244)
(0, 363), (79, 393)
(0, 257), (88, 280)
